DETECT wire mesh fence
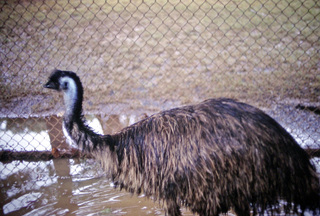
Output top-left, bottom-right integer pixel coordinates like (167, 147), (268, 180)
(0, 0), (320, 215)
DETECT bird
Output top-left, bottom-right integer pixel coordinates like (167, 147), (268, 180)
(44, 69), (320, 216)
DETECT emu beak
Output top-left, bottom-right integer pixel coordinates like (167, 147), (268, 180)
(44, 81), (58, 90)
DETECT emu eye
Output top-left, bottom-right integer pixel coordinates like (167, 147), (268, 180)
(62, 81), (68, 90)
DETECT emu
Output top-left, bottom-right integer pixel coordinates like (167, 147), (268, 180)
(44, 70), (320, 216)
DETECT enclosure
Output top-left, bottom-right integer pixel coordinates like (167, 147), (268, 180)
(1, 0), (320, 215)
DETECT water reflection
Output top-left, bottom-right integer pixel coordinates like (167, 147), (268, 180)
(1, 160), (56, 214)
(0, 158), (173, 215)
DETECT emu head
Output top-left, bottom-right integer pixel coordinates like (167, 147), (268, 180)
(44, 70), (79, 91)
(44, 70), (83, 118)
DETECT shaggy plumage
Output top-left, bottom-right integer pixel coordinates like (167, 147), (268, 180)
(45, 70), (320, 216)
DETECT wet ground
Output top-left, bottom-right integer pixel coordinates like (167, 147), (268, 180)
(0, 103), (319, 215)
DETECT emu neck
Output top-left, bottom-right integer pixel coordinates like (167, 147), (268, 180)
(62, 77), (83, 126)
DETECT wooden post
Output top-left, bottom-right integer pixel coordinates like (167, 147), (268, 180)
(45, 115), (70, 158)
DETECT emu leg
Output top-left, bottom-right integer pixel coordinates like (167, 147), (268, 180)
(164, 183), (181, 216)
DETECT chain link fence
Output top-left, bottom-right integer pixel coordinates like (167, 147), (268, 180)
(0, 0), (320, 215)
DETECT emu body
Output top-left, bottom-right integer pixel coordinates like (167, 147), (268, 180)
(45, 70), (320, 216)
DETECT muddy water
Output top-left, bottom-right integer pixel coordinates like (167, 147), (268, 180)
(0, 158), (174, 215)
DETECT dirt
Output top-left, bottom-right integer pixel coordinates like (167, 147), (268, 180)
(0, 0), (319, 118)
